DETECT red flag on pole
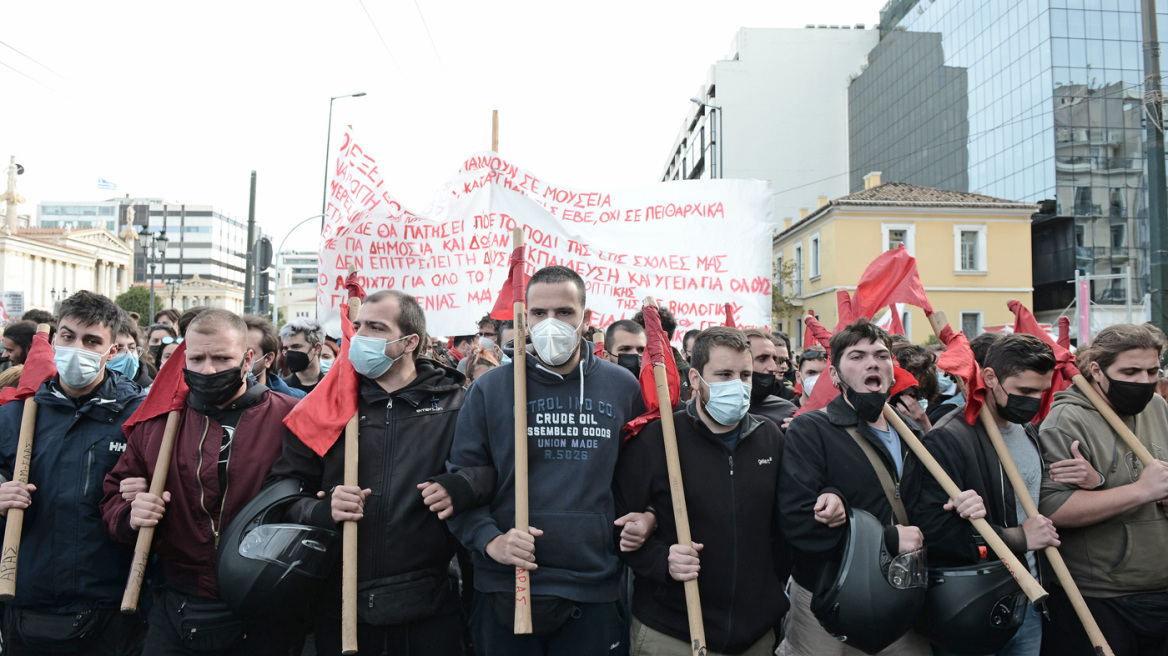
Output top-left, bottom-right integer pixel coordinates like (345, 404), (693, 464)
(283, 280), (367, 457)
(1057, 316), (1071, 351)
(853, 245), (934, 319)
(489, 242), (529, 321)
(0, 332), (56, 405)
(1008, 299), (1078, 422)
(723, 303), (736, 328)
(803, 310), (820, 348)
(622, 301), (680, 440)
(121, 341), (189, 437)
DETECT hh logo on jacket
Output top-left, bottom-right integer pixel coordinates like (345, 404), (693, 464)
(109, 442), (126, 453)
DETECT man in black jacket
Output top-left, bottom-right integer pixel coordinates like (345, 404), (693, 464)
(905, 334), (1060, 655)
(268, 290), (466, 656)
(614, 326), (807, 655)
(777, 319), (984, 656)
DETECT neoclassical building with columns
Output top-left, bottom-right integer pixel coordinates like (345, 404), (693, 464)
(0, 226), (135, 312)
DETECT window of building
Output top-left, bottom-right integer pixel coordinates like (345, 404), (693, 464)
(793, 245), (803, 296)
(774, 253), (784, 296)
(810, 234), (821, 279)
(881, 223), (916, 255)
(953, 224), (987, 272)
(1110, 187), (1125, 217)
(960, 311), (983, 339)
(1073, 186), (1094, 215)
(1110, 224), (1126, 249)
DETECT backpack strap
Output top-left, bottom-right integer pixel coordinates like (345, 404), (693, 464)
(820, 408), (909, 524)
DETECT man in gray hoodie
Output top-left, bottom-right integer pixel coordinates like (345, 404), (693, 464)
(445, 265), (645, 656)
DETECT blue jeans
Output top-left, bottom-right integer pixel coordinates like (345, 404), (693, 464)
(932, 602), (1041, 656)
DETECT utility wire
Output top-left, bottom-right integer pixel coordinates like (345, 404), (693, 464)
(357, 0), (403, 75)
(0, 40), (71, 82)
(411, 0), (446, 74)
(0, 58), (57, 91)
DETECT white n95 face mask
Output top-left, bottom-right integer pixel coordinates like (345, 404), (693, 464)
(529, 316), (582, 367)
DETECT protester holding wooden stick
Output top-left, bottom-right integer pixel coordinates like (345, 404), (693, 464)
(904, 333), (1064, 655)
(0, 294), (146, 654)
(445, 265), (645, 655)
(101, 309), (299, 654)
(778, 318), (985, 656)
(270, 289), (468, 656)
(615, 323), (792, 655)
(1037, 323), (1168, 656)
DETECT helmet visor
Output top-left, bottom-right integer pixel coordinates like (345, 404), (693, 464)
(239, 524), (335, 569)
(886, 547), (928, 590)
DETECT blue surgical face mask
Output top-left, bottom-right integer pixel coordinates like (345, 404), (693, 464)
(319, 357), (334, 375)
(107, 352), (140, 380)
(53, 345), (109, 389)
(698, 374), (751, 427)
(349, 334), (412, 379)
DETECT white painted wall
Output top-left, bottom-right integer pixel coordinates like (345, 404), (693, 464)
(666, 27), (877, 229)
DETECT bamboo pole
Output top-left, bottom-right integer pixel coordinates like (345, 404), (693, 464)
(978, 405), (1113, 656)
(645, 298), (706, 655)
(0, 323), (51, 600)
(341, 294), (361, 654)
(883, 407), (1048, 603)
(512, 227), (533, 634)
(121, 409), (182, 612)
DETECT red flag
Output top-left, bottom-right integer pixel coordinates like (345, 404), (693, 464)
(489, 243), (528, 321)
(1008, 299), (1078, 422)
(122, 341), (189, 437)
(803, 310), (820, 348)
(887, 305), (906, 336)
(0, 332), (57, 405)
(835, 290), (858, 330)
(1057, 316), (1071, 351)
(928, 324), (988, 426)
(344, 270), (367, 300)
(283, 306), (362, 457)
(622, 302), (681, 441)
(853, 245), (934, 319)
(724, 303), (736, 328)
(804, 315), (834, 353)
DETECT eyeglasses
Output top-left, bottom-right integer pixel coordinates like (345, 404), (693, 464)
(802, 349), (828, 361)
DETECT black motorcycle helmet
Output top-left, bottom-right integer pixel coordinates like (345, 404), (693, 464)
(216, 478), (339, 618)
(811, 508), (928, 655)
(914, 559), (1028, 655)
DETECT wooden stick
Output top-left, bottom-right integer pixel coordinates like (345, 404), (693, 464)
(882, 406), (1048, 603)
(511, 227), (533, 634)
(0, 324), (51, 600)
(341, 295), (361, 654)
(121, 409), (182, 612)
(492, 110), (500, 153)
(646, 298), (706, 655)
(1070, 374), (1154, 466)
(978, 405), (1114, 656)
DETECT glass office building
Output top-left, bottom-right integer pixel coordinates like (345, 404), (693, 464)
(849, 0), (1167, 313)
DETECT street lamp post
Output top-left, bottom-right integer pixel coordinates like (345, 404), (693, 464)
(166, 279), (181, 308)
(321, 92), (367, 234)
(689, 97), (723, 179)
(157, 231), (169, 307)
(138, 230), (169, 321)
(273, 214), (325, 325)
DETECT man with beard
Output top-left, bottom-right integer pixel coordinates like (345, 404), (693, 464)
(776, 319), (984, 656)
(1038, 323), (1168, 656)
(445, 265), (646, 655)
(102, 309), (300, 654)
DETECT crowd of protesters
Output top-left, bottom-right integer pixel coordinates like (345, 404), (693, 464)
(0, 266), (1164, 656)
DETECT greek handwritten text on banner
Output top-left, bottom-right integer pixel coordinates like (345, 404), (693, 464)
(319, 130), (777, 341)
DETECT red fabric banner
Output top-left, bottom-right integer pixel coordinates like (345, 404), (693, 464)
(0, 332), (57, 405)
(122, 341), (188, 437)
(489, 244), (528, 321)
(1008, 299), (1078, 422)
(622, 302), (680, 441)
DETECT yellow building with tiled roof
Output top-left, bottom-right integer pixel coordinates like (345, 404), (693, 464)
(772, 172), (1037, 346)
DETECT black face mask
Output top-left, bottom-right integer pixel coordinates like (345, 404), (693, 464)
(285, 350), (311, 373)
(842, 383), (889, 423)
(751, 372), (777, 405)
(184, 362), (246, 407)
(991, 384), (1042, 424)
(1103, 373), (1157, 416)
(616, 353), (642, 380)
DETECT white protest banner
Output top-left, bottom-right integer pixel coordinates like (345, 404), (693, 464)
(320, 129), (777, 343)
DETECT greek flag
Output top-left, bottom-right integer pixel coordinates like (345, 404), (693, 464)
(97, 178), (117, 190)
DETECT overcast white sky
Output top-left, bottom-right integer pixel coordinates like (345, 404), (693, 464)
(1, 1), (882, 253)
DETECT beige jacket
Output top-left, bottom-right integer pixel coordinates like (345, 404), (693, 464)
(1038, 389), (1168, 598)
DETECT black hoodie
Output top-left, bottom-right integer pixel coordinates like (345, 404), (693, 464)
(614, 402), (790, 654)
(269, 358), (466, 614)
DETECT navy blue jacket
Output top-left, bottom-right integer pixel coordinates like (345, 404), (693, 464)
(0, 371), (146, 612)
(446, 339), (645, 603)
